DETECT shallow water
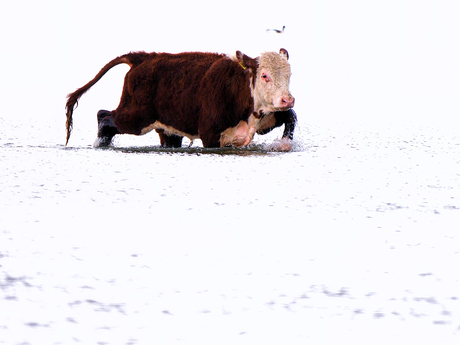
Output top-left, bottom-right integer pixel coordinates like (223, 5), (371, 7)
(1, 118), (460, 344)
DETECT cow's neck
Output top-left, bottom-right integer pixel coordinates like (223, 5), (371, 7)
(253, 99), (276, 117)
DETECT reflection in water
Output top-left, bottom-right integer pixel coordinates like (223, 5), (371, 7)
(61, 142), (304, 156)
(109, 144), (280, 156)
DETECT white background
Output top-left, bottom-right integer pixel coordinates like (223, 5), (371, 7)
(1, 0), (459, 131)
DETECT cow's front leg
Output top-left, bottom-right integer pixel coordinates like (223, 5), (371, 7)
(280, 108), (297, 140)
(94, 110), (121, 147)
(256, 109), (297, 139)
(256, 109), (297, 151)
(271, 108), (297, 151)
(219, 120), (256, 147)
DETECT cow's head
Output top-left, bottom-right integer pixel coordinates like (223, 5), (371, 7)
(236, 48), (295, 117)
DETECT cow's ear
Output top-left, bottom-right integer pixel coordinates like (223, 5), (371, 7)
(279, 48), (289, 60)
(236, 51), (258, 71)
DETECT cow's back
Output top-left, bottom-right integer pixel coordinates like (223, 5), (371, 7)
(113, 52), (224, 136)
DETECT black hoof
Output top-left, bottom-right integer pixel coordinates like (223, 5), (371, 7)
(95, 110), (120, 147)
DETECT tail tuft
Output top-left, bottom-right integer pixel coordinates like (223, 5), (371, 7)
(65, 92), (81, 146)
(64, 54), (134, 145)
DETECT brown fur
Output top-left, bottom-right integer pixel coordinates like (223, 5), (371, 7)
(65, 51), (258, 147)
(198, 57), (254, 146)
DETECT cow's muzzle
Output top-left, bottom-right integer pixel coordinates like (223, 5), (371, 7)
(281, 96), (295, 109)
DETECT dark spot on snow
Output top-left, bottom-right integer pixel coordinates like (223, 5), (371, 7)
(414, 297), (438, 304)
(373, 312), (385, 319)
(433, 320), (449, 325)
(25, 322), (49, 328)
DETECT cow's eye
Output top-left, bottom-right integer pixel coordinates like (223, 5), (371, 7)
(261, 73), (270, 82)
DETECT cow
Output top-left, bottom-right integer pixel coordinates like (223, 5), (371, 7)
(66, 49), (295, 149)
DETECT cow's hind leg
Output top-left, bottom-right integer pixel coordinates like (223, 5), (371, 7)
(155, 129), (183, 148)
(95, 110), (121, 147)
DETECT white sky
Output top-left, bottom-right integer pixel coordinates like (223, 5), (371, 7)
(1, 0), (460, 127)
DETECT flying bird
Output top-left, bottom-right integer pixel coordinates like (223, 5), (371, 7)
(266, 26), (285, 34)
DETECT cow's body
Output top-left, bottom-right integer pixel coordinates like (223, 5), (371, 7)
(66, 49), (295, 148)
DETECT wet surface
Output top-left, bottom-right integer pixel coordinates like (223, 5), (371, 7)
(97, 144), (284, 156)
(1, 119), (460, 344)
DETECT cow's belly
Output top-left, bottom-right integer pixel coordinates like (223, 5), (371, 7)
(141, 121), (200, 141)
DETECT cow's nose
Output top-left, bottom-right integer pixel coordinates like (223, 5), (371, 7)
(281, 96), (295, 108)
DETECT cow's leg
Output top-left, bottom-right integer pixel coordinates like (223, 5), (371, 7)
(95, 110), (121, 147)
(155, 129), (183, 148)
(255, 109), (297, 151)
(256, 109), (297, 139)
(200, 136), (221, 148)
(219, 120), (254, 147)
(198, 129), (220, 148)
(280, 108), (297, 140)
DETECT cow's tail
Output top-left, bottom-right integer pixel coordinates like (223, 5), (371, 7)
(65, 55), (133, 145)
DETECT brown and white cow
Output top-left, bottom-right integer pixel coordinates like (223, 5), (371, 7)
(65, 49), (295, 149)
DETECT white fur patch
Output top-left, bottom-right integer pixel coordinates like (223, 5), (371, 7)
(141, 121), (199, 141)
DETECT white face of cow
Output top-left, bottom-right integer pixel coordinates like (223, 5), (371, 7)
(221, 49), (295, 148)
(255, 49), (294, 115)
(237, 48), (295, 116)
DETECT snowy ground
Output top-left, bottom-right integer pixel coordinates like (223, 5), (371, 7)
(1, 119), (459, 344)
(2, 0), (460, 343)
